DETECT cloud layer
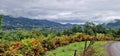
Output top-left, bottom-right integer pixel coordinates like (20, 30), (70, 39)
(0, 0), (120, 24)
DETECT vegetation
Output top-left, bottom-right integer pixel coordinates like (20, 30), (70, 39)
(45, 41), (107, 56)
(45, 42), (86, 56)
(1, 17), (120, 56)
(93, 41), (107, 56)
(0, 30), (112, 56)
(0, 15), (2, 30)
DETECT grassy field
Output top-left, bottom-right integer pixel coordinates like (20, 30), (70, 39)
(93, 41), (108, 56)
(45, 41), (107, 56)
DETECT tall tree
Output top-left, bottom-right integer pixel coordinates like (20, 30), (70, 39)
(83, 22), (96, 56)
(84, 22), (95, 35)
(116, 28), (120, 37)
(71, 25), (83, 33)
(0, 15), (2, 30)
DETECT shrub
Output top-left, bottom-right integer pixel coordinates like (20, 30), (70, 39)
(0, 40), (11, 56)
(21, 38), (44, 56)
(71, 33), (83, 42)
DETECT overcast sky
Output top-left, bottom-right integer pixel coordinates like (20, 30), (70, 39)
(0, 0), (120, 24)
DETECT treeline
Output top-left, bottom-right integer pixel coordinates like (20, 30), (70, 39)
(1, 23), (120, 41)
(62, 22), (120, 38)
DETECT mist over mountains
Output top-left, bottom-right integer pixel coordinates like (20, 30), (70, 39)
(103, 19), (120, 28)
(2, 15), (120, 30)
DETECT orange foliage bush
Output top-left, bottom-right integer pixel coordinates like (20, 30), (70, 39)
(12, 42), (23, 52)
(1, 32), (113, 56)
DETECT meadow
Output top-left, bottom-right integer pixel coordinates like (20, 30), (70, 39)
(45, 41), (107, 56)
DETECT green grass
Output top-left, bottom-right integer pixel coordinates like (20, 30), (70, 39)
(45, 41), (107, 56)
(93, 41), (107, 56)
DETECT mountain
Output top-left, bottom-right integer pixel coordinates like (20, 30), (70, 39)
(103, 19), (120, 28)
(5, 15), (120, 30)
(2, 16), (73, 30)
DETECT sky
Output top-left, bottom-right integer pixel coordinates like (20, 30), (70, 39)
(0, 0), (120, 24)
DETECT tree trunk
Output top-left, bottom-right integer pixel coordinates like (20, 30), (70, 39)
(74, 50), (77, 56)
(83, 40), (87, 56)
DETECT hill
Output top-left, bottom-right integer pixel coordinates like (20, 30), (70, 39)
(2, 16), (73, 30)
(103, 19), (120, 28)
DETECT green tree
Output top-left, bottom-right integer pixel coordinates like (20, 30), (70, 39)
(71, 25), (83, 33)
(116, 28), (120, 37)
(0, 15), (2, 30)
(62, 29), (72, 36)
(0, 15), (2, 39)
(83, 22), (96, 56)
(84, 22), (95, 35)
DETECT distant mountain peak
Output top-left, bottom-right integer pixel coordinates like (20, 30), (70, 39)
(103, 19), (120, 28)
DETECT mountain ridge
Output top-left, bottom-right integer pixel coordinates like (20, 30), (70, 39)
(2, 16), (73, 30)
(103, 19), (120, 28)
(2, 15), (120, 30)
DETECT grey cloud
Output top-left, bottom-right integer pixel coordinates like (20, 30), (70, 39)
(0, 0), (120, 24)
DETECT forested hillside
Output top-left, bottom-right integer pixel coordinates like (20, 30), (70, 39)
(2, 16), (73, 30)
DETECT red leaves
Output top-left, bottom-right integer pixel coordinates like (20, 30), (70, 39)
(12, 42), (23, 52)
